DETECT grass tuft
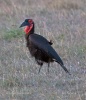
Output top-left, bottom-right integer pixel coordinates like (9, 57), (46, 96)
(2, 76), (22, 89)
(3, 28), (24, 40)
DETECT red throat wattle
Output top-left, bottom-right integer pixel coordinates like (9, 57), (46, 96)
(24, 24), (33, 34)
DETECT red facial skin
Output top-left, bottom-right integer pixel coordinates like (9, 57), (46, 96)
(24, 19), (33, 34)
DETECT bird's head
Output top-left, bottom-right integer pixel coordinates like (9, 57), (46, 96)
(20, 19), (34, 34)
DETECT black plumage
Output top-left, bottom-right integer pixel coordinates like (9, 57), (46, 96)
(20, 19), (70, 74)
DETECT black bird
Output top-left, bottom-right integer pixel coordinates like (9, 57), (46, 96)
(20, 19), (70, 74)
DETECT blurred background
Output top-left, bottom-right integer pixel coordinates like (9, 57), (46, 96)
(0, 0), (86, 100)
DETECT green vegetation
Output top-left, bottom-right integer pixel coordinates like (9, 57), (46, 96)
(3, 29), (24, 40)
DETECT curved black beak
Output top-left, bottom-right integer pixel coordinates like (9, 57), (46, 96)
(19, 21), (30, 28)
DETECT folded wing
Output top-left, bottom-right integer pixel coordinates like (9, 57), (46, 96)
(29, 34), (70, 74)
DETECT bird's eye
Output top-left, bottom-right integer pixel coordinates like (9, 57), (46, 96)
(28, 19), (33, 24)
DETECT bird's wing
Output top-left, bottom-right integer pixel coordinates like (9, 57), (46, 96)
(29, 34), (63, 63)
(29, 34), (70, 74)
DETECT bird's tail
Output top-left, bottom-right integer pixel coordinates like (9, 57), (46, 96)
(55, 60), (71, 75)
(61, 64), (71, 75)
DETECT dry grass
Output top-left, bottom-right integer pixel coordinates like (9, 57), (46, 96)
(0, 0), (86, 100)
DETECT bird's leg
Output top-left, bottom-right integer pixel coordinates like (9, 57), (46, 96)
(47, 58), (52, 73)
(36, 60), (43, 73)
(47, 63), (50, 73)
(38, 65), (42, 74)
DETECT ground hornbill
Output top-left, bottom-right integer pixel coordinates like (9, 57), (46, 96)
(20, 19), (70, 74)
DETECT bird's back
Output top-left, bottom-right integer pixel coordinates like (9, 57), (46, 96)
(29, 34), (64, 65)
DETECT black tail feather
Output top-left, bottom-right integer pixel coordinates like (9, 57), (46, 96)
(54, 60), (71, 75)
(61, 65), (71, 75)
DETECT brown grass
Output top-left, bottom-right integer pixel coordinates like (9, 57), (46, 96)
(0, 0), (86, 100)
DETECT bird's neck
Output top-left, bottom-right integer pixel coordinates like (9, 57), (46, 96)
(24, 24), (34, 35)
(25, 25), (34, 41)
